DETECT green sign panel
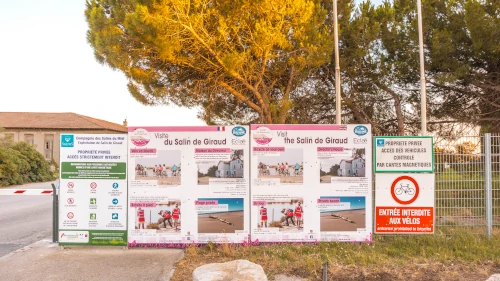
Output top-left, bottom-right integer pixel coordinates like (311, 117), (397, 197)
(61, 162), (126, 179)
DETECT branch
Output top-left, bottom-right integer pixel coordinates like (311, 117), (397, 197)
(217, 81), (262, 113)
(278, 66), (295, 123)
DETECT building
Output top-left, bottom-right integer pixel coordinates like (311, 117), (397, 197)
(0, 112), (127, 162)
(338, 159), (353, 176)
(337, 157), (366, 177)
(216, 158), (244, 178)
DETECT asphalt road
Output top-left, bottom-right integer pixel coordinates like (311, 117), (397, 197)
(0, 181), (57, 257)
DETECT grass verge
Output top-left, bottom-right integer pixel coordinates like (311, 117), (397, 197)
(171, 231), (500, 281)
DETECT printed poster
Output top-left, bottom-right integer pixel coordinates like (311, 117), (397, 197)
(58, 134), (128, 246)
(127, 126), (250, 246)
(250, 125), (372, 242)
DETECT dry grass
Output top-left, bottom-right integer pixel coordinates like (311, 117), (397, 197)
(170, 231), (500, 281)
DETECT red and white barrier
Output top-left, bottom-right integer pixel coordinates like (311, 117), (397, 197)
(0, 189), (53, 195)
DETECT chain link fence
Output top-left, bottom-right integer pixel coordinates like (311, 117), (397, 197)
(373, 133), (499, 236)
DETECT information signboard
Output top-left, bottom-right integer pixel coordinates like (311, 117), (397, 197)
(375, 173), (435, 234)
(250, 124), (373, 243)
(374, 136), (434, 173)
(127, 126), (250, 247)
(59, 134), (128, 246)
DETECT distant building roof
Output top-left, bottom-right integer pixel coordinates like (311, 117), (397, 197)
(0, 112), (127, 133)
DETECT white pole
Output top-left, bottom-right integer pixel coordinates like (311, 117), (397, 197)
(333, 0), (342, 124)
(417, 0), (427, 135)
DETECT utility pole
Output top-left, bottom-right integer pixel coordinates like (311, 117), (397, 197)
(417, 0), (427, 135)
(333, 0), (342, 124)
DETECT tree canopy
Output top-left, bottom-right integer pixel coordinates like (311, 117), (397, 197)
(86, 0), (333, 124)
(85, 0), (500, 132)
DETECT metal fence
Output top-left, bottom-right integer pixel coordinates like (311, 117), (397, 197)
(373, 133), (500, 236)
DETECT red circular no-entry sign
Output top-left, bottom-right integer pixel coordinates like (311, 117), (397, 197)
(390, 175), (420, 205)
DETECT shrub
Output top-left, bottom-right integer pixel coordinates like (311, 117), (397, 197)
(0, 141), (55, 186)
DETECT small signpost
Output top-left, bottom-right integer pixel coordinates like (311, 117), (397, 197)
(374, 136), (435, 234)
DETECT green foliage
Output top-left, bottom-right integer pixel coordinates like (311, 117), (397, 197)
(85, 0), (333, 124)
(0, 139), (55, 186)
(84, 0), (499, 132)
(328, 164), (340, 176)
(206, 165), (218, 177)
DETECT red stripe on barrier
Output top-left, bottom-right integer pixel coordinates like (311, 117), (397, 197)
(14, 190), (26, 194)
(41, 190), (53, 194)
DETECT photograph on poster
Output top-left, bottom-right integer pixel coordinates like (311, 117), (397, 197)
(319, 148), (366, 183)
(134, 199), (182, 233)
(320, 196), (366, 231)
(256, 197), (304, 232)
(197, 198), (244, 233)
(256, 148), (303, 184)
(134, 150), (181, 185)
(197, 149), (244, 185)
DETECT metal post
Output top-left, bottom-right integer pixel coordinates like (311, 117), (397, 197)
(484, 133), (493, 238)
(51, 183), (58, 243)
(333, 0), (342, 124)
(322, 262), (328, 281)
(417, 0), (427, 136)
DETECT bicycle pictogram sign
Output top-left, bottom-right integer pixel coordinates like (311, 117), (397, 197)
(390, 176), (419, 205)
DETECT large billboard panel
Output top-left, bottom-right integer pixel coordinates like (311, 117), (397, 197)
(250, 125), (373, 243)
(127, 126), (250, 246)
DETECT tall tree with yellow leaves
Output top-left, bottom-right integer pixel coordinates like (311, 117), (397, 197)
(85, 0), (333, 124)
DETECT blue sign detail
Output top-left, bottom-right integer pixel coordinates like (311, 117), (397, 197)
(232, 126), (247, 137)
(112, 183), (119, 189)
(61, 135), (74, 148)
(353, 126), (368, 136)
(112, 198), (118, 205)
(377, 139), (385, 147)
(112, 213), (119, 220)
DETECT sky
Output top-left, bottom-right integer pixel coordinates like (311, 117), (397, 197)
(0, 0), (203, 127)
(0, 0), (382, 127)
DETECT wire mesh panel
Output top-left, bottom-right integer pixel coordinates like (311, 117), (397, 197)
(492, 134), (500, 230)
(373, 134), (493, 235)
(434, 135), (486, 233)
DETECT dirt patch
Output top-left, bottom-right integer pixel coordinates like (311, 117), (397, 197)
(172, 258), (499, 281)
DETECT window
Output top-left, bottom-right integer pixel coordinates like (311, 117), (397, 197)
(44, 134), (54, 160)
(240, 164), (243, 169)
(25, 134), (34, 146)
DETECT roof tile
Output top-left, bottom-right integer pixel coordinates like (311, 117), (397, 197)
(0, 112), (127, 133)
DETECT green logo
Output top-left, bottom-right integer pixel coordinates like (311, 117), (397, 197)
(90, 198), (97, 205)
(90, 213), (97, 220)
